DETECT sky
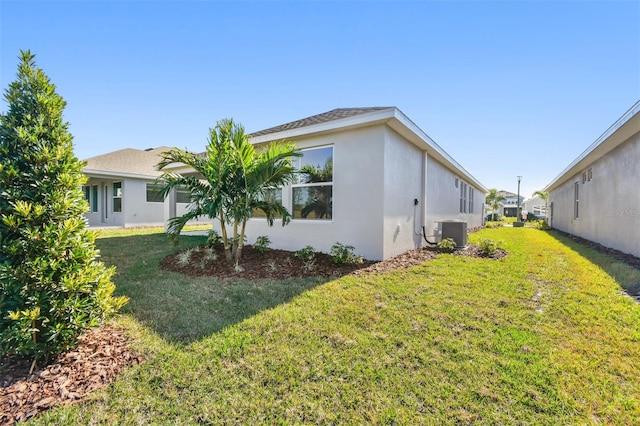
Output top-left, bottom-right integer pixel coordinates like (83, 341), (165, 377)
(1, 0), (639, 199)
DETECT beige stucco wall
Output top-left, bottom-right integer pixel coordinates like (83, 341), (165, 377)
(549, 132), (640, 257)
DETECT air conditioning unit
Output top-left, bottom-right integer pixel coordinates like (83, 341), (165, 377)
(437, 220), (467, 248)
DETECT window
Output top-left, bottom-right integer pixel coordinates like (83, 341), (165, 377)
(588, 168), (593, 181)
(455, 178), (459, 188)
(582, 172), (587, 184)
(146, 183), (164, 203)
(92, 185), (98, 212)
(113, 182), (122, 213)
(293, 146), (333, 220)
(469, 187), (474, 213)
(83, 185), (99, 212)
(252, 188), (283, 218)
(176, 186), (192, 204)
(574, 181), (579, 219)
(460, 181), (467, 213)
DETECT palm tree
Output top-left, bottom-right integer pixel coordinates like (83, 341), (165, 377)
(485, 188), (506, 221)
(532, 190), (549, 220)
(157, 119), (301, 262)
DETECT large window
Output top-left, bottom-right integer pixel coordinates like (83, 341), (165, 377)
(146, 183), (164, 203)
(469, 187), (474, 213)
(252, 188), (283, 218)
(293, 146), (333, 220)
(113, 182), (122, 213)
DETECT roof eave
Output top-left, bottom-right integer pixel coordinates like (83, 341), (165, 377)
(249, 107), (488, 193)
(83, 169), (160, 180)
(544, 100), (640, 192)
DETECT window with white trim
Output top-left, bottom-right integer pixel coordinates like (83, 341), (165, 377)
(469, 186), (474, 213)
(293, 146), (333, 220)
(113, 182), (122, 213)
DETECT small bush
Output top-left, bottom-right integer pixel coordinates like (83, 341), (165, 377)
(302, 259), (316, 273)
(486, 213), (502, 221)
(479, 238), (498, 256)
(486, 221), (502, 229)
(531, 219), (550, 230)
(437, 238), (457, 253)
(295, 245), (316, 262)
(330, 242), (364, 265)
(206, 230), (223, 247)
(254, 236), (271, 253)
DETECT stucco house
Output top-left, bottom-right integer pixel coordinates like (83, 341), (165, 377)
(164, 107), (488, 260)
(522, 194), (547, 219)
(497, 190), (524, 218)
(544, 100), (640, 258)
(82, 146), (199, 227)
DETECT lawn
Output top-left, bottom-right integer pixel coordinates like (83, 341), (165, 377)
(29, 227), (640, 424)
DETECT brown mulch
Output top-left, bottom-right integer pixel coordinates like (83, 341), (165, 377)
(159, 240), (507, 280)
(0, 326), (143, 425)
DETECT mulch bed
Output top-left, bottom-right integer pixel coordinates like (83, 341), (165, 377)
(0, 327), (143, 425)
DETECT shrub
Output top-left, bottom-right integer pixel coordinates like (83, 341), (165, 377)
(295, 245), (316, 262)
(206, 230), (223, 247)
(531, 219), (550, 230)
(0, 51), (127, 361)
(479, 238), (498, 256)
(437, 238), (456, 253)
(486, 213), (501, 221)
(486, 221), (502, 229)
(254, 236), (271, 253)
(330, 242), (364, 265)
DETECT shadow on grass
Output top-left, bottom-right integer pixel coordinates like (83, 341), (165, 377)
(96, 233), (332, 345)
(546, 229), (640, 296)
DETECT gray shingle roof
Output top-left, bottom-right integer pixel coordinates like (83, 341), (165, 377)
(249, 107), (393, 137)
(83, 146), (174, 177)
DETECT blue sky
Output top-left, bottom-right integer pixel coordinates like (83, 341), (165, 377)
(1, 0), (639, 199)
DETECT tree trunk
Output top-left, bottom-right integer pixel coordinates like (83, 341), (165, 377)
(219, 216), (232, 262)
(235, 220), (247, 261)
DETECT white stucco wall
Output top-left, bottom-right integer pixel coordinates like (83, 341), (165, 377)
(549, 132), (640, 258)
(238, 125), (387, 260)
(84, 177), (165, 227)
(382, 127), (424, 259)
(423, 156), (484, 239)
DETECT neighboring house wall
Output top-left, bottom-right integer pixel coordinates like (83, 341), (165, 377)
(546, 101), (640, 258)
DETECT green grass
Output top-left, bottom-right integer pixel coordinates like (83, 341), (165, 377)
(29, 227), (640, 424)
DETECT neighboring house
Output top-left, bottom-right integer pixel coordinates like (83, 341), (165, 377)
(164, 107), (488, 260)
(522, 194), (547, 219)
(544, 100), (640, 258)
(497, 190), (524, 217)
(82, 146), (197, 227)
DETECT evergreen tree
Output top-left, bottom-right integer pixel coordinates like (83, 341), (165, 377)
(0, 51), (128, 361)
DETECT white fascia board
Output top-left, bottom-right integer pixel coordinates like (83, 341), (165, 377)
(544, 100), (640, 192)
(388, 109), (489, 193)
(83, 169), (159, 180)
(248, 108), (397, 145)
